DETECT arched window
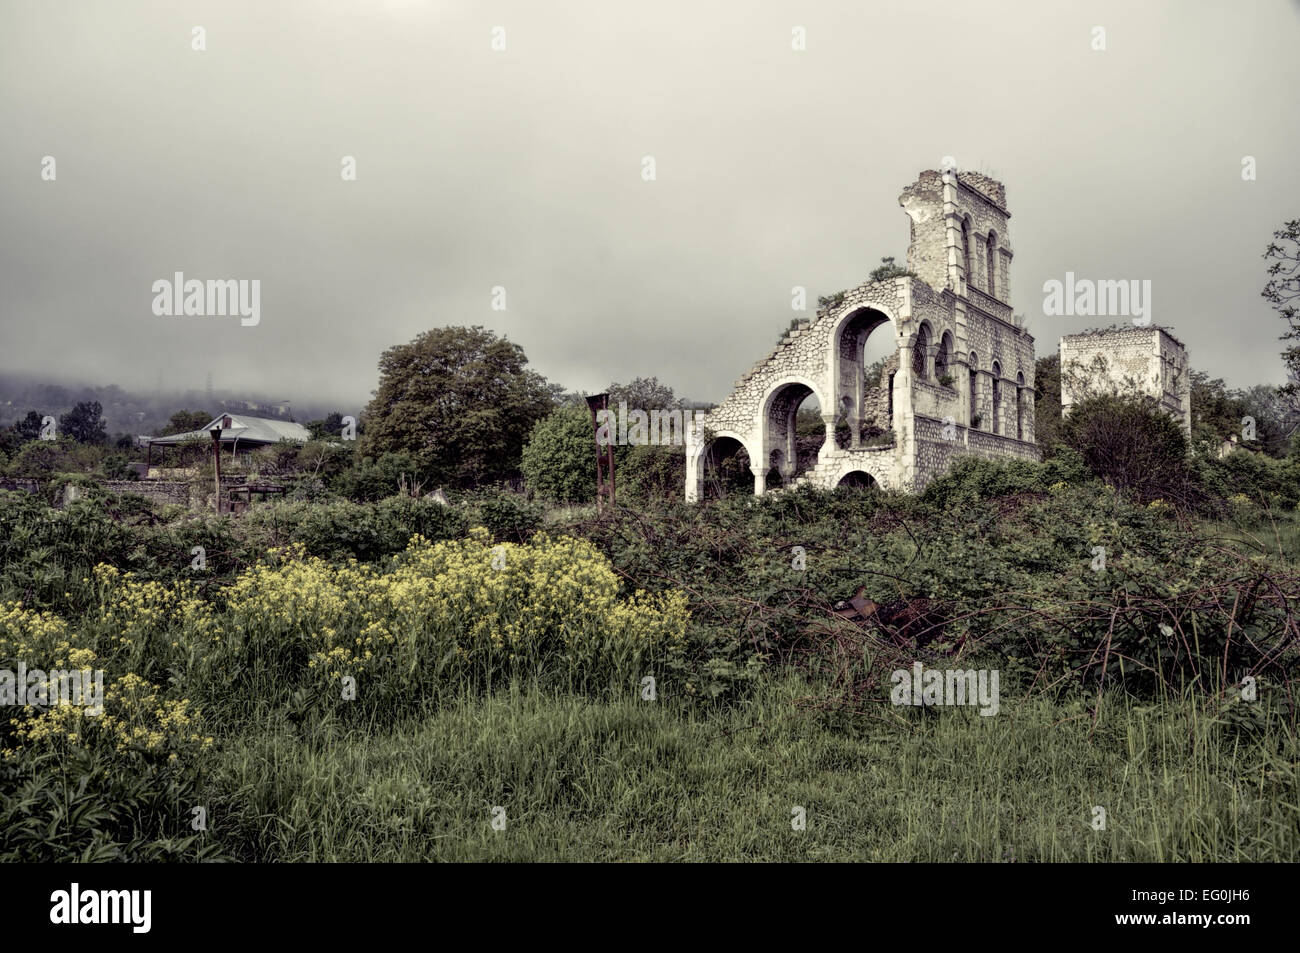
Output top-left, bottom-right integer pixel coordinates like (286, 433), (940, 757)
(961, 219), (972, 286)
(986, 232), (997, 298)
(991, 361), (1002, 435)
(968, 352), (979, 429)
(935, 331), (954, 383)
(1016, 371), (1026, 440)
(912, 324), (930, 380)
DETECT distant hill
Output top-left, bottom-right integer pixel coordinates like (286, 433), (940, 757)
(0, 372), (341, 438)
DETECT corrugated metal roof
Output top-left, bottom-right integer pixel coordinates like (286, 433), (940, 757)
(149, 414), (311, 445)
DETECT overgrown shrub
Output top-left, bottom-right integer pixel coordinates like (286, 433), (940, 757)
(520, 408), (595, 503)
(1060, 395), (1200, 505)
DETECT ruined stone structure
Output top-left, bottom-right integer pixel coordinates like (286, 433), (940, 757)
(685, 169), (1039, 500)
(1059, 327), (1191, 437)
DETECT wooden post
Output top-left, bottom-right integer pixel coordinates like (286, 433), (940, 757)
(585, 393), (615, 509)
(210, 426), (222, 514)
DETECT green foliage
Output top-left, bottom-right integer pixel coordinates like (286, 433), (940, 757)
(1196, 450), (1300, 510)
(466, 488), (544, 543)
(868, 256), (917, 282)
(606, 377), (676, 411)
(520, 408), (595, 503)
(14, 411), (44, 442)
(304, 411), (346, 441)
(335, 451), (422, 502)
(0, 746), (223, 862)
(1060, 395), (1198, 505)
(1033, 354), (1063, 454)
(358, 326), (557, 488)
(158, 409), (211, 436)
(59, 401), (108, 445)
(4, 438), (100, 478)
(1263, 217), (1300, 394)
(615, 444), (686, 505)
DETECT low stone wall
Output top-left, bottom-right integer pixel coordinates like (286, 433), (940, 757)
(0, 478), (41, 495)
(60, 480), (193, 508)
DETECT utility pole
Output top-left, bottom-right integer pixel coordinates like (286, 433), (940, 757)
(586, 393), (615, 509)
(210, 425), (223, 514)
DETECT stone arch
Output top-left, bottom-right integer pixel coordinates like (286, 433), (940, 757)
(833, 457), (892, 491)
(912, 321), (933, 380)
(986, 230), (998, 298)
(830, 305), (896, 450)
(960, 216), (973, 286)
(1016, 371), (1026, 440)
(694, 432), (754, 500)
(935, 330), (954, 383)
(837, 470), (878, 490)
(759, 377), (827, 487)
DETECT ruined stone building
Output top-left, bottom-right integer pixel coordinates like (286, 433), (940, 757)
(685, 168), (1039, 500)
(1059, 327), (1191, 437)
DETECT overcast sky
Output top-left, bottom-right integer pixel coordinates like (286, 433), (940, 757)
(2, 0), (1297, 412)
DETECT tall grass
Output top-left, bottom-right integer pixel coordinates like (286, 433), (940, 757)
(205, 674), (1299, 862)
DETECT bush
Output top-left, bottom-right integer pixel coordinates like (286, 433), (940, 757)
(616, 444), (685, 505)
(1196, 451), (1300, 510)
(1060, 395), (1199, 506)
(335, 452), (422, 502)
(520, 408), (595, 503)
(467, 489), (544, 543)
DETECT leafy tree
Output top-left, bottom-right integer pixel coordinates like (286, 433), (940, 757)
(358, 326), (557, 488)
(1032, 354), (1062, 454)
(59, 401), (107, 445)
(606, 376), (677, 412)
(15, 410), (44, 442)
(1263, 218), (1300, 394)
(1060, 395), (1197, 505)
(520, 408), (595, 503)
(305, 412), (347, 441)
(158, 409), (211, 436)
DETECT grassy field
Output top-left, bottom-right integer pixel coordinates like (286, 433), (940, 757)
(206, 674), (1299, 862)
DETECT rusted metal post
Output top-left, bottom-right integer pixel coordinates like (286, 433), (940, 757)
(210, 425), (222, 514)
(585, 393), (615, 509)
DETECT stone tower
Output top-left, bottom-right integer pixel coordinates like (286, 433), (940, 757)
(1059, 327), (1192, 437)
(684, 168), (1039, 501)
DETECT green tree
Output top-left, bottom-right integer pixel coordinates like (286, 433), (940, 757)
(520, 408), (595, 503)
(358, 326), (557, 488)
(1032, 354), (1062, 454)
(305, 412), (347, 441)
(1263, 218), (1300, 394)
(1060, 395), (1196, 505)
(60, 401), (107, 445)
(158, 409), (212, 436)
(606, 376), (677, 412)
(13, 410), (45, 442)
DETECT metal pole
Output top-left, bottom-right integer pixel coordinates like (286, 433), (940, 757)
(210, 426), (222, 514)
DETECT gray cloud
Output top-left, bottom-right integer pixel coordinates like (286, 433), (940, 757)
(2, 0), (1297, 411)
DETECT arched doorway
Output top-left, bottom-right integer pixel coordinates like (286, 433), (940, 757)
(837, 470), (877, 490)
(833, 307), (895, 449)
(762, 381), (823, 487)
(701, 436), (752, 500)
